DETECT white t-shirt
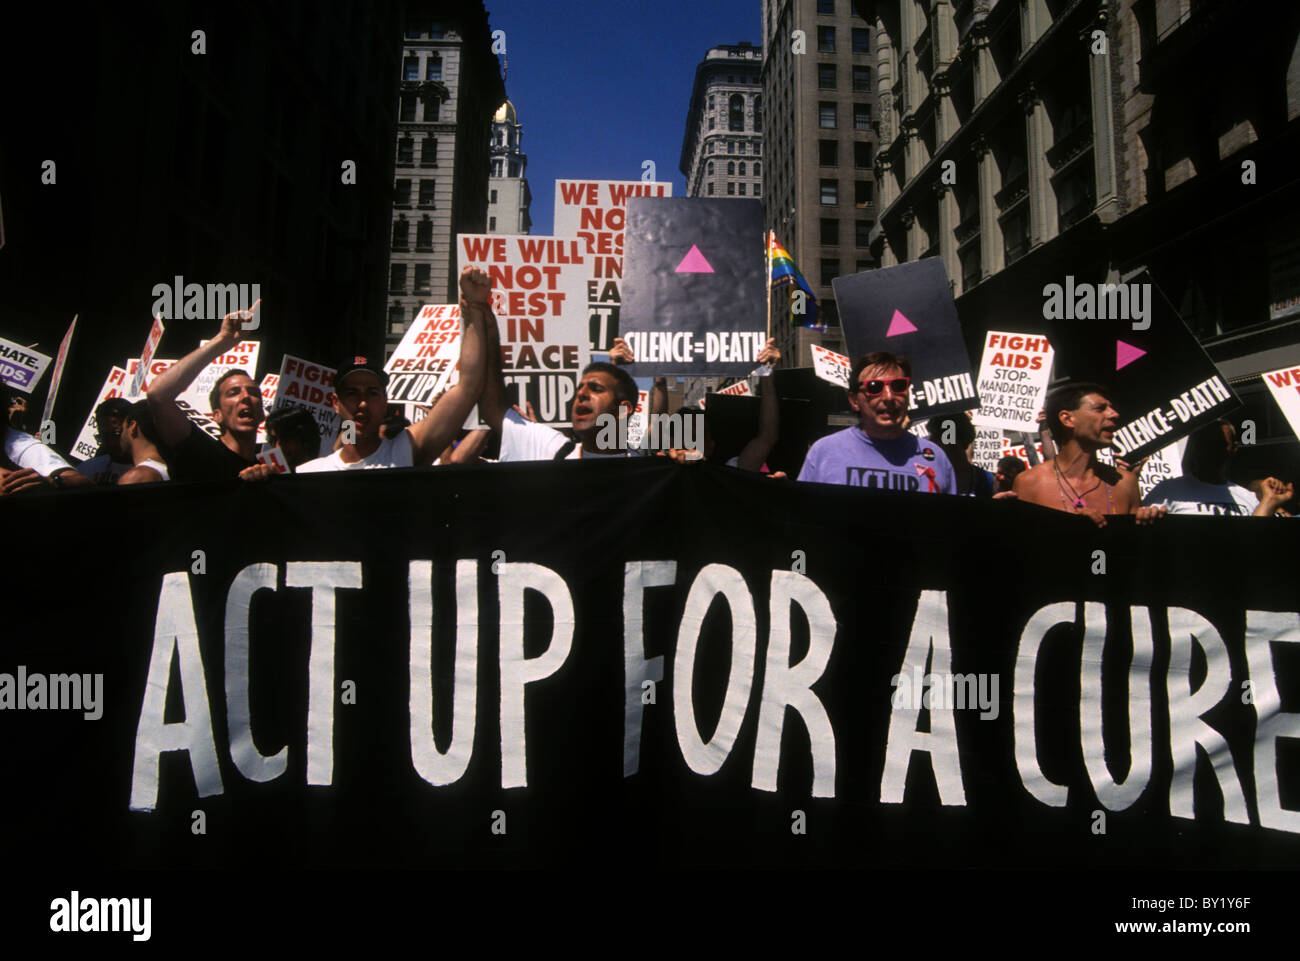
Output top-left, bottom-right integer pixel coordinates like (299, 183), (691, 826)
(136, 458), (171, 481)
(498, 408), (629, 461)
(296, 432), (415, 472)
(1144, 475), (1259, 515)
(3, 429), (73, 477)
(75, 453), (132, 484)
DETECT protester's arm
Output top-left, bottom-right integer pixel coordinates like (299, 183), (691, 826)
(0, 466), (90, 494)
(1253, 476), (1292, 517)
(446, 428), (492, 464)
(118, 465), (164, 485)
(406, 267), (490, 465)
(147, 300), (260, 445)
(1036, 409), (1056, 461)
(477, 284), (509, 436)
(735, 339), (781, 472)
(609, 338), (633, 365)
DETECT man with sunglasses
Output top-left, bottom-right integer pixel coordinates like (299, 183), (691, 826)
(798, 351), (957, 493)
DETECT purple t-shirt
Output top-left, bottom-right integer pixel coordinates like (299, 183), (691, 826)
(798, 427), (957, 493)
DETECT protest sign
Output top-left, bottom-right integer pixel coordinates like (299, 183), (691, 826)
(123, 357), (175, 400)
(1262, 362), (1300, 442)
(176, 339), (261, 413)
(127, 317), (165, 398)
(620, 197), (766, 377)
(41, 315), (77, 423)
(1, 465), (1297, 870)
(970, 426), (1003, 471)
(810, 343), (851, 389)
(833, 258), (978, 423)
(626, 389), (650, 450)
(271, 354), (338, 456)
(1044, 271), (1239, 460)
(0, 336), (52, 393)
(257, 373), (279, 443)
(255, 445), (289, 474)
(384, 304), (462, 406)
(458, 234), (589, 424)
(71, 366), (128, 460)
(123, 357), (224, 442)
(553, 179), (673, 351)
(1096, 437), (1187, 500)
(971, 330), (1053, 431)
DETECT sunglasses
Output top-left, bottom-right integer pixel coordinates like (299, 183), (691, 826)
(855, 377), (911, 396)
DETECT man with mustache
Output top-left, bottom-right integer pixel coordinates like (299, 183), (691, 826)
(797, 351), (957, 493)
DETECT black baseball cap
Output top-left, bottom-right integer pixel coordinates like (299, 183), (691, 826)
(334, 355), (389, 390)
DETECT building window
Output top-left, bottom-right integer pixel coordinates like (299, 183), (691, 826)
(754, 96), (762, 131)
(819, 102), (837, 128)
(821, 259), (840, 284)
(392, 217), (409, 250)
(706, 142), (714, 154)
(739, 162), (746, 175)
(820, 179), (838, 204)
(394, 179), (412, 207)
(389, 303), (404, 329)
(728, 161), (735, 175)
(397, 137), (414, 165)
(707, 161), (714, 175)
(414, 264), (431, 294)
(819, 140), (838, 166)
(754, 162), (761, 176)
(728, 141), (736, 154)
(852, 28), (870, 53)
(855, 180), (873, 206)
(492, 159), (503, 177)
(400, 93), (418, 123)
(489, 216), (497, 230)
(729, 94), (745, 131)
(509, 161), (519, 177)
(818, 26), (836, 52)
(754, 184), (761, 196)
(818, 64), (837, 89)
(739, 183), (746, 195)
(490, 189), (498, 204)
(727, 182), (735, 195)
(857, 260), (873, 272)
(429, 23), (446, 39)
(821, 218), (839, 244)
(389, 264), (407, 294)
(852, 66), (871, 92)
(854, 103), (872, 130)
(854, 142), (873, 169)
(856, 220), (872, 247)
(424, 98), (439, 122)
(421, 136), (438, 167)
(708, 182), (715, 195)
(426, 54), (442, 81)
(418, 179), (436, 208)
(817, 0), (834, 13)
(739, 141), (746, 155)
(403, 57), (419, 82)
(708, 94), (715, 110)
(416, 216), (433, 250)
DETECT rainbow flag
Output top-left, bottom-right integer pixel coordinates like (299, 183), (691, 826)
(768, 232), (822, 330)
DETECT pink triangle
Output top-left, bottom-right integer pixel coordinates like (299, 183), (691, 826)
(674, 244), (714, 273)
(886, 309), (917, 337)
(1115, 340), (1146, 370)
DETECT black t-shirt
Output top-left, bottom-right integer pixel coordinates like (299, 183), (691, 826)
(160, 424), (256, 482)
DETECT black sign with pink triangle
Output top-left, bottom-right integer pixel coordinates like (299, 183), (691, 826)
(833, 258), (978, 422)
(620, 197), (766, 376)
(1043, 269), (1240, 461)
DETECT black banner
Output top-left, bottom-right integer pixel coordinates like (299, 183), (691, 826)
(3, 464), (1299, 869)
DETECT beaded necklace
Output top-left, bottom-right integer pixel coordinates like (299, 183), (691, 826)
(1054, 459), (1112, 512)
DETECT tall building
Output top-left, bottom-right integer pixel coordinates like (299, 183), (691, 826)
(861, 0), (1300, 474)
(387, 1), (505, 353)
(762, 0), (880, 368)
(680, 43), (765, 200)
(486, 100), (532, 234)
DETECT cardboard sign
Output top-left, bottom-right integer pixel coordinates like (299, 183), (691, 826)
(553, 180), (673, 351)
(458, 234), (590, 424)
(257, 374), (279, 444)
(123, 357), (176, 400)
(971, 331), (1053, 432)
(833, 258), (978, 422)
(176, 340), (261, 413)
(1045, 270), (1239, 460)
(0, 337), (52, 393)
(128, 317), (165, 399)
(970, 427), (1004, 471)
(384, 304), (462, 406)
(42, 316), (77, 423)
(272, 355), (338, 457)
(256, 446), (290, 474)
(626, 389), (651, 450)
(810, 344), (851, 389)
(1262, 363), (1300, 442)
(717, 380), (754, 397)
(1096, 437), (1187, 501)
(71, 366), (128, 461)
(123, 357), (224, 442)
(620, 197), (766, 377)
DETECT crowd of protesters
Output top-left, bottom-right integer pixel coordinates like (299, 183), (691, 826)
(1, 265), (1294, 523)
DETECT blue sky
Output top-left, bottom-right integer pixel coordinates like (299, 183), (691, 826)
(484, 0), (760, 234)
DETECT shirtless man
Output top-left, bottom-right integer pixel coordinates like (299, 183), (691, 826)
(1014, 382), (1165, 526)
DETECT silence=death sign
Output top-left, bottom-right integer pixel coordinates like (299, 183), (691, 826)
(458, 234), (589, 424)
(620, 197), (766, 377)
(553, 180), (673, 352)
(384, 304), (462, 406)
(971, 331), (1053, 432)
(833, 258), (978, 422)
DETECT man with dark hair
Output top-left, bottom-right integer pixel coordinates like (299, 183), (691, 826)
(994, 455), (1026, 494)
(146, 301), (266, 481)
(1144, 418), (1292, 516)
(798, 351), (957, 493)
(0, 382), (91, 492)
(75, 397), (134, 484)
(1014, 381), (1164, 525)
(264, 406), (322, 472)
(296, 267), (490, 472)
(479, 309), (640, 460)
(7, 390), (28, 431)
(118, 400), (170, 484)
(926, 414), (1009, 498)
